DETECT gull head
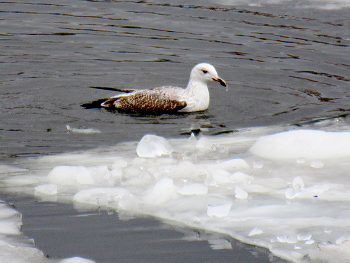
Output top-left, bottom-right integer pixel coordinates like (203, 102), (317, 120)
(190, 63), (227, 87)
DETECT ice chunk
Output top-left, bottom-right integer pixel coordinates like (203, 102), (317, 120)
(143, 178), (177, 205)
(48, 165), (114, 186)
(297, 232), (312, 241)
(66, 125), (101, 134)
(235, 186), (248, 199)
(230, 172), (253, 184)
(73, 187), (129, 207)
(60, 257), (96, 263)
(286, 176), (304, 199)
(136, 134), (173, 158)
(208, 238), (232, 250)
(196, 137), (214, 152)
(48, 165), (92, 185)
(207, 203), (232, 217)
(310, 160), (324, 168)
(249, 227), (263, 236)
(212, 159), (250, 172)
(211, 169), (230, 184)
(178, 183), (208, 195)
(34, 184), (58, 195)
(336, 233), (350, 245)
(250, 129), (350, 160)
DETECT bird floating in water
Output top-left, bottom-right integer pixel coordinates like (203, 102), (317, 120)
(88, 63), (227, 114)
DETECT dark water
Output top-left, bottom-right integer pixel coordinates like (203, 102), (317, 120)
(1, 0), (349, 262)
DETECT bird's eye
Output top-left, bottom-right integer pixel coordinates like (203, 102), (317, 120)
(202, 70), (208, 74)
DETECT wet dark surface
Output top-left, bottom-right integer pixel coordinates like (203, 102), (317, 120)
(1, 0), (349, 262)
(3, 195), (286, 263)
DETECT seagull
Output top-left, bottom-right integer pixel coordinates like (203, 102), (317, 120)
(89, 63), (227, 114)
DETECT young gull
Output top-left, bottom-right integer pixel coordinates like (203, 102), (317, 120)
(96, 63), (227, 114)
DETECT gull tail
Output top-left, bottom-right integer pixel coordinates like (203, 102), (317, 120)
(89, 86), (135, 93)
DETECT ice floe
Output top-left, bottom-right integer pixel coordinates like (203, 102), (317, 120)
(2, 118), (350, 262)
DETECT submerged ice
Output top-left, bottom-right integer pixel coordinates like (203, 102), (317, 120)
(2, 119), (350, 262)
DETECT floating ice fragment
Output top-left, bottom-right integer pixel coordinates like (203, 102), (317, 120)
(285, 187), (299, 199)
(250, 129), (350, 160)
(297, 232), (312, 241)
(178, 183), (208, 195)
(66, 125), (101, 134)
(310, 160), (324, 168)
(324, 228), (332, 234)
(48, 166), (92, 185)
(196, 137), (214, 152)
(253, 161), (264, 169)
(60, 257), (96, 263)
(230, 171), (253, 184)
(73, 187), (128, 207)
(293, 176), (304, 189)
(211, 169), (230, 184)
(296, 157), (306, 164)
(136, 134), (173, 158)
(249, 227), (263, 236)
(34, 184), (58, 195)
(208, 238), (232, 250)
(235, 186), (248, 199)
(305, 239), (315, 245)
(143, 178), (176, 205)
(336, 233), (350, 245)
(286, 176), (304, 199)
(207, 203), (232, 217)
(213, 159), (250, 172)
(111, 158), (128, 169)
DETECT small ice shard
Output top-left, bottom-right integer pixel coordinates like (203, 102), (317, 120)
(276, 235), (288, 243)
(296, 157), (306, 164)
(207, 203), (232, 217)
(297, 232), (312, 241)
(66, 125), (101, 134)
(178, 183), (208, 195)
(73, 187), (128, 207)
(293, 176), (304, 189)
(196, 137), (214, 152)
(336, 233), (350, 245)
(253, 161), (264, 169)
(211, 169), (231, 184)
(286, 176), (304, 199)
(249, 227), (263, 236)
(305, 239), (315, 245)
(208, 238), (232, 250)
(324, 228), (332, 234)
(143, 178), (176, 205)
(60, 257), (96, 263)
(310, 160), (324, 168)
(213, 159), (250, 172)
(34, 184), (58, 195)
(230, 172), (253, 184)
(111, 158), (128, 169)
(285, 187), (300, 199)
(136, 134), (173, 158)
(235, 186), (248, 199)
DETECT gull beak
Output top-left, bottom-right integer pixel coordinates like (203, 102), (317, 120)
(213, 77), (227, 87)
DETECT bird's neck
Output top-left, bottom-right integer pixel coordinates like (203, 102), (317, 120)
(183, 79), (210, 111)
(185, 79), (209, 95)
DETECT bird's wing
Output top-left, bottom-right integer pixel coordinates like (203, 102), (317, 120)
(103, 89), (187, 113)
(89, 86), (136, 93)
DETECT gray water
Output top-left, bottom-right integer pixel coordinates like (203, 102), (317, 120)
(1, 0), (349, 262)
